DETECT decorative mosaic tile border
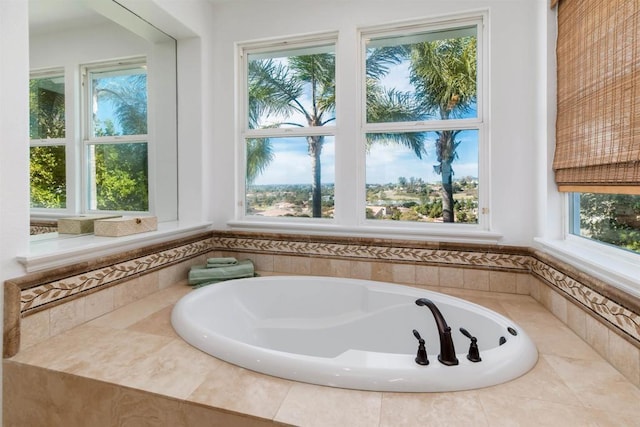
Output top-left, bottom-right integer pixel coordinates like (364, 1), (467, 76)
(19, 238), (212, 313)
(530, 257), (640, 343)
(211, 236), (531, 271)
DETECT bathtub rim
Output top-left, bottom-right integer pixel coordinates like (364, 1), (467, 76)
(171, 275), (539, 392)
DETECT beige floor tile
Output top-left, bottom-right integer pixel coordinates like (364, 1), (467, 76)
(513, 314), (601, 360)
(452, 294), (511, 317)
(10, 324), (157, 371)
(19, 308), (51, 349)
(89, 283), (190, 329)
(544, 355), (640, 418)
(128, 305), (181, 339)
(188, 364), (292, 420)
(275, 382), (382, 427)
(54, 327), (174, 376)
(484, 355), (581, 405)
(479, 393), (608, 427)
(107, 339), (226, 399)
(380, 390), (488, 427)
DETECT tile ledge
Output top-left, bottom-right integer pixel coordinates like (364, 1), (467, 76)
(227, 220), (503, 245)
(17, 221), (212, 273)
(533, 237), (640, 300)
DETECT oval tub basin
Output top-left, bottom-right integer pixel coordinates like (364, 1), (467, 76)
(171, 275), (538, 392)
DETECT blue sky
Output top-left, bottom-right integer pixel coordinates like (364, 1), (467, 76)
(250, 130), (478, 186)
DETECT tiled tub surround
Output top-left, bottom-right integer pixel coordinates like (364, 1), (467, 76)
(3, 232), (639, 393)
(5, 281), (640, 426)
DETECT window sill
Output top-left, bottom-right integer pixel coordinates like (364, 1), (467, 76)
(19, 221), (212, 273)
(227, 220), (503, 245)
(534, 237), (640, 299)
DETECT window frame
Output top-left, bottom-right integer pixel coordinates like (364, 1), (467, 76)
(358, 15), (489, 231)
(81, 58), (151, 215)
(536, 192), (640, 297)
(29, 68), (69, 213)
(236, 32), (339, 223)
(231, 14), (497, 243)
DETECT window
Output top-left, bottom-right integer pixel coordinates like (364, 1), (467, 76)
(241, 37), (337, 219)
(570, 193), (640, 255)
(29, 71), (66, 209)
(553, 0), (640, 255)
(236, 16), (487, 233)
(83, 61), (149, 212)
(30, 61), (150, 216)
(363, 23), (481, 224)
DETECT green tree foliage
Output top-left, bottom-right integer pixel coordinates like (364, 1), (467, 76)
(30, 146), (66, 208)
(246, 138), (275, 185)
(29, 78), (66, 208)
(30, 72), (149, 212)
(579, 193), (640, 253)
(248, 53), (336, 217)
(93, 144), (148, 211)
(409, 36), (477, 222)
(91, 73), (148, 211)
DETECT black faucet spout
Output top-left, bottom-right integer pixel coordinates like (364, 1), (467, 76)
(415, 298), (459, 366)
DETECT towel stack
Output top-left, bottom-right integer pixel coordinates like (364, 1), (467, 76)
(188, 257), (256, 287)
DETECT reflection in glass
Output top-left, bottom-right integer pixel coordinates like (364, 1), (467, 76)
(29, 74), (65, 139)
(30, 74), (66, 209)
(87, 143), (148, 211)
(30, 145), (66, 208)
(90, 66), (147, 137)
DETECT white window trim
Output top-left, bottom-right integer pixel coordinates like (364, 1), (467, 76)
(535, 193), (640, 298)
(81, 58), (152, 215)
(29, 68), (71, 215)
(236, 31), (339, 222)
(358, 14), (488, 232)
(534, 235), (640, 299)
(230, 14), (500, 245)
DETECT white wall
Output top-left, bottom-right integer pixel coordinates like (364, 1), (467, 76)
(1, 0), (30, 419)
(207, 0), (545, 246)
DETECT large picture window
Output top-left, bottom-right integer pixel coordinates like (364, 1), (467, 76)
(241, 38), (337, 219)
(83, 61), (149, 212)
(363, 23), (481, 224)
(237, 16), (486, 233)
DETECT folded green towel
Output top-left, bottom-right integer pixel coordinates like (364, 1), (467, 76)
(188, 259), (255, 286)
(206, 257), (238, 267)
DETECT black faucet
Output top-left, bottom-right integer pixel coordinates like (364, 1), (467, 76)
(415, 298), (459, 366)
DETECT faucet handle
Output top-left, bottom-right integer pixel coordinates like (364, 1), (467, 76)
(412, 329), (429, 365)
(459, 327), (482, 362)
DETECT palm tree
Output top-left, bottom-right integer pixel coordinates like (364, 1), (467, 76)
(409, 36), (477, 222)
(248, 46), (429, 218)
(365, 46), (426, 159)
(248, 53), (335, 217)
(92, 73), (149, 211)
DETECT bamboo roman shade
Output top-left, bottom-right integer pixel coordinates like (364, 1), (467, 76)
(552, 0), (640, 194)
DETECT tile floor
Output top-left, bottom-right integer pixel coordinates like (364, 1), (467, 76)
(7, 280), (640, 426)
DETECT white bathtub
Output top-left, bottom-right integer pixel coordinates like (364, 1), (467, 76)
(171, 275), (538, 392)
